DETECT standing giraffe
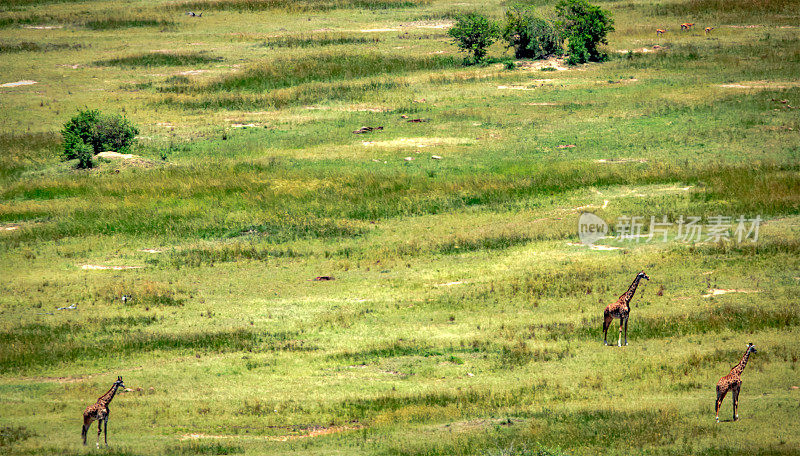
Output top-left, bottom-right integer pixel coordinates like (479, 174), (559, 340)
(716, 343), (757, 423)
(603, 271), (649, 346)
(82, 376), (125, 447)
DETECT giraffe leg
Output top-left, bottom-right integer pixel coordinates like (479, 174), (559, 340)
(104, 419), (108, 446)
(603, 312), (612, 345)
(732, 385), (740, 421)
(617, 319), (624, 347)
(96, 419), (102, 448)
(715, 387), (727, 423)
(623, 317), (629, 346)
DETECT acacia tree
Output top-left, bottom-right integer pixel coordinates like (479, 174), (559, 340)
(448, 12), (500, 64)
(555, 0), (614, 64)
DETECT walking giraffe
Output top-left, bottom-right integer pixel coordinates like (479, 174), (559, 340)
(716, 343), (757, 423)
(603, 271), (649, 346)
(82, 376), (125, 447)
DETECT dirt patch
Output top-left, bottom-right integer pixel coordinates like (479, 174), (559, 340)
(81, 264), (144, 270)
(180, 425), (362, 442)
(703, 289), (760, 298)
(566, 242), (622, 251)
(141, 249), (162, 253)
(23, 25), (62, 29)
(402, 20), (454, 29)
(718, 81), (800, 89)
(1, 224), (21, 231)
(360, 28), (399, 32)
(361, 137), (472, 148)
(1, 80), (37, 87)
(497, 85), (536, 91)
(596, 158), (648, 164)
(517, 57), (570, 71)
(526, 102), (559, 106)
(96, 151), (159, 168)
(178, 69), (210, 76)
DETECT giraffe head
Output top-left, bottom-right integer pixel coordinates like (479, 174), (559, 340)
(746, 343), (757, 354)
(114, 376), (125, 389)
(637, 271), (650, 281)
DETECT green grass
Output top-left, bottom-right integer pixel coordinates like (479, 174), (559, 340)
(164, 0), (429, 13)
(258, 34), (381, 49)
(0, 0), (799, 454)
(0, 41), (81, 53)
(96, 52), (221, 68)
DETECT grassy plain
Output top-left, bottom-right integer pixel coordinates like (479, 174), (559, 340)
(1, 0), (799, 454)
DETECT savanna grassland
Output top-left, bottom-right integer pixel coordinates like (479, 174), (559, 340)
(1, 0), (799, 454)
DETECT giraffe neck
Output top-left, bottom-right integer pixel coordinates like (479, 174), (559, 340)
(98, 383), (119, 405)
(619, 276), (642, 304)
(731, 349), (751, 376)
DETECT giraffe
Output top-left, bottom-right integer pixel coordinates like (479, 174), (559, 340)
(603, 271), (649, 346)
(716, 343), (757, 423)
(82, 376), (125, 447)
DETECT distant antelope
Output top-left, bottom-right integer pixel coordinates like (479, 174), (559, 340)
(656, 29), (667, 36)
(705, 27), (715, 35)
(680, 23), (695, 30)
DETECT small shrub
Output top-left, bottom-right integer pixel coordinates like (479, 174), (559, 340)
(503, 7), (563, 59)
(556, 0), (614, 64)
(74, 140), (94, 169)
(61, 109), (139, 161)
(448, 12), (500, 64)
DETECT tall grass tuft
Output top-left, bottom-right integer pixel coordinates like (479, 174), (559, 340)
(258, 34), (380, 49)
(166, 53), (457, 93)
(96, 52), (221, 67)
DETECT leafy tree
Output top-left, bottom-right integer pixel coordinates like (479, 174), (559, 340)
(448, 12), (500, 64)
(555, 0), (614, 64)
(61, 109), (139, 163)
(503, 6), (563, 60)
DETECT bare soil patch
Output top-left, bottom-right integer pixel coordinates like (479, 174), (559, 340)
(718, 81), (800, 89)
(361, 137), (472, 148)
(1, 80), (37, 87)
(702, 289), (761, 298)
(81, 264), (144, 270)
(96, 151), (160, 168)
(516, 57), (569, 71)
(180, 424), (362, 442)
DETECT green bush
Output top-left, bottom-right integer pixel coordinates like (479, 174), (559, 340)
(74, 140), (94, 169)
(556, 0), (614, 64)
(448, 12), (500, 64)
(61, 109), (139, 161)
(566, 35), (591, 65)
(503, 7), (563, 59)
